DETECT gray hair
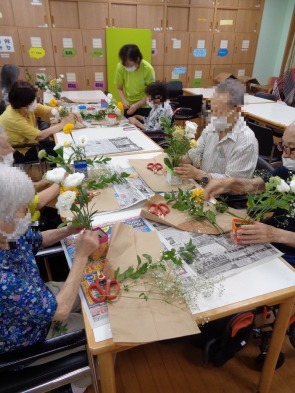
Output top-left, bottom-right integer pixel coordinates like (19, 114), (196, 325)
(0, 64), (20, 90)
(215, 79), (245, 106)
(0, 166), (35, 221)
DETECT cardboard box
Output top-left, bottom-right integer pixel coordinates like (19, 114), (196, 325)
(214, 72), (238, 84)
(238, 76), (260, 93)
(89, 227), (109, 260)
(250, 84), (273, 95)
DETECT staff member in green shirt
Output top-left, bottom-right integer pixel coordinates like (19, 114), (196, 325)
(115, 44), (155, 118)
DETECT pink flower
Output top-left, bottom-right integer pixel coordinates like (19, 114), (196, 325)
(13, 295), (21, 302)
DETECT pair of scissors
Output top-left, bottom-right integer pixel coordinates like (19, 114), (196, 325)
(147, 162), (163, 174)
(148, 203), (170, 219)
(88, 273), (120, 303)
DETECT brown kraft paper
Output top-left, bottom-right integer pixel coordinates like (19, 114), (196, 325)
(140, 194), (246, 235)
(104, 222), (200, 344)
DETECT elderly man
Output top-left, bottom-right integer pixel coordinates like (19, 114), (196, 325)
(173, 79), (258, 185)
(204, 122), (295, 266)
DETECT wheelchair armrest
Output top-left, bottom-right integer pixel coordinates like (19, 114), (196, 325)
(0, 329), (87, 370)
(12, 143), (39, 149)
(169, 100), (179, 106)
(35, 244), (64, 258)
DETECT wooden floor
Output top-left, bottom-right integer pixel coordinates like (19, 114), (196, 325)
(86, 334), (295, 393)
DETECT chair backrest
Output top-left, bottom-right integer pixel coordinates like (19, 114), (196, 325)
(256, 156), (274, 171)
(254, 92), (277, 101)
(176, 95), (203, 115)
(247, 121), (275, 157)
(166, 81), (183, 100)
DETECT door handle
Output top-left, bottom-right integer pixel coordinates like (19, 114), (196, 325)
(187, 76), (190, 83)
(210, 22), (212, 30)
(166, 20), (168, 28)
(21, 44), (25, 53)
(112, 18), (114, 25)
(44, 15), (47, 24)
(51, 15), (54, 25)
(165, 46), (167, 53)
(54, 45), (57, 53)
(106, 18), (108, 25)
(87, 79), (89, 86)
(212, 46), (215, 53)
(84, 46), (87, 53)
(189, 46), (192, 53)
(235, 47), (237, 53)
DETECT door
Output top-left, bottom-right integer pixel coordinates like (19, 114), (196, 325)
(82, 30), (106, 66)
(187, 65), (211, 88)
(151, 32), (165, 66)
(188, 32), (213, 64)
(216, 0), (238, 5)
(164, 32), (189, 65)
(167, 0), (189, 4)
(188, 7), (214, 32)
(190, 0), (215, 4)
(51, 30), (84, 67)
(56, 66), (86, 91)
(211, 33), (235, 65)
(79, 2), (108, 30)
(0, 0), (15, 26)
(215, 9), (237, 33)
(85, 65), (107, 91)
(238, 0), (262, 8)
(163, 65), (187, 86)
(232, 33), (257, 64)
(50, 1), (80, 29)
(235, 10), (260, 33)
(18, 29), (55, 67)
(166, 7), (189, 31)
(137, 5), (164, 31)
(111, 5), (137, 28)
(0, 28), (23, 66)
(153, 66), (164, 82)
(11, 0), (48, 27)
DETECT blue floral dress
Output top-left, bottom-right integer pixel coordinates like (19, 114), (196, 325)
(0, 228), (57, 354)
(144, 101), (173, 132)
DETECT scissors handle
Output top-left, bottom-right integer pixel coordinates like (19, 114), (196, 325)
(105, 277), (121, 300)
(88, 278), (106, 303)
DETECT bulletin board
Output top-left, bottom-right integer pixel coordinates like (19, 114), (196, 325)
(106, 28), (152, 102)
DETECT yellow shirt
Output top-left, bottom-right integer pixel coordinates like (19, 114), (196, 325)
(28, 194), (41, 222)
(0, 104), (51, 154)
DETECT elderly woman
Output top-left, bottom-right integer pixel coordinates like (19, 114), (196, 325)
(0, 64), (20, 107)
(0, 80), (82, 163)
(0, 167), (98, 387)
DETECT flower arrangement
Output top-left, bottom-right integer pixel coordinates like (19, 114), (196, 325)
(48, 100), (71, 124)
(37, 74), (64, 99)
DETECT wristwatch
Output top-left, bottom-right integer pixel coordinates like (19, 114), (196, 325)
(202, 174), (210, 185)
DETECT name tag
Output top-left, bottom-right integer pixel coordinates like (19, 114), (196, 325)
(217, 146), (225, 159)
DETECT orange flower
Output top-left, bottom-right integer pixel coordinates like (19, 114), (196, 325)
(49, 98), (57, 107)
(60, 186), (79, 196)
(63, 123), (74, 134)
(117, 102), (123, 110)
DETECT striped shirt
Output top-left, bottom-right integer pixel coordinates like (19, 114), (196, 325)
(188, 115), (258, 180)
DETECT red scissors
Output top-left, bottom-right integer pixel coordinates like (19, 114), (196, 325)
(147, 162), (163, 174)
(88, 273), (120, 303)
(148, 203), (170, 219)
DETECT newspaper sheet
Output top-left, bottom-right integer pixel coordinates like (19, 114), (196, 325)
(61, 216), (153, 330)
(112, 180), (146, 209)
(84, 137), (142, 156)
(147, 221), (282, 278)
(117, 165), (155, 200)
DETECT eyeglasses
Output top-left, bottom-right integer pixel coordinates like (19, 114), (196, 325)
(277, 142), (295, 155)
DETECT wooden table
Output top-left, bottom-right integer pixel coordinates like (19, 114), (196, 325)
(183, 87), (274, 104)
(44, 90), (107, 104)
(242, 103), (295, 131)
(83, 255), (295, 393)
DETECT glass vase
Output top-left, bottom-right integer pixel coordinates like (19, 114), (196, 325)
(166, 166), (182, 185)
(74, 159), (88, 178)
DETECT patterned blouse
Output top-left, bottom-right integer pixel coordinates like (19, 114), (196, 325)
(144, 101), (173, 132)
(0, 228), (57, 354)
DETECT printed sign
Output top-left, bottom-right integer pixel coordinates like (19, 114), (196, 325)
(62, 48), (76, 57)
(193, 48), (207, 57)
(91, 48), (104, 58)
(173, 67), (186, 75)
(29, 47), (45, 59)
(0, 36), (14, 52)
(67, 82), (78, 89)
(94, 81), (106, 89)
(217, 48), (228, 57)
(192, 78), (203, 87)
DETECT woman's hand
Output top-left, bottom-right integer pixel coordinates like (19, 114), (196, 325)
(75, 230), (99, 258)
(173, 164), (202, 180)
(128, 117), (140, 126)
(127, 103), (139, 115)
(72, 111), (83, 123)
(123, 99), (130, 109)
(237, 222), (278, 244)
(60, 114), (75, 127)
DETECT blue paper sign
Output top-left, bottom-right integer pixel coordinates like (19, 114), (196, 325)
(217, 48), (228, 57)
(173, 67), (186, 75)
(193, 48), (207, 58)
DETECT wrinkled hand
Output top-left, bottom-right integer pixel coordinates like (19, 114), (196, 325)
(75, 230), (99, 258)
(173, 164), (202, 180)
(61, 114), (75, 126)
(0, 131), (13, 156)
(73, 111), (83, 123)
(65, 223), (82, 236)
(237, 222), (277, 244)
(180, 155), (192, 165)
(123, 100), (130, 109)
(127, 103), (139, 115)
(128, 117), (139, 126)
(204, 179), (229, 201)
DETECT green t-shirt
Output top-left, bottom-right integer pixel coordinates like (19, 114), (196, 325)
(114, 59), (155, 107)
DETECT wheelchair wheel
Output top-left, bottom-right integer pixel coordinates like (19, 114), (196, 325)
(287, 322), (295, 348)
(255, 352), (285, 371)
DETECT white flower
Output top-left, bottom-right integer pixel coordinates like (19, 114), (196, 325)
(76, 135), (88, 147)
(277, 179), (290, 193)
(53, 143), (62, 150)
(185, 121), (198, 133)
(186, 132), (196, 140)
(106, 93), (113, 104)
(290, 180), (295, 192)
(51, 108), (58, 116)
(56, 191), (76, 211)
(45, 167), (66, 183)
(57, 78), (62, 83)
(60, 74), (64, 78)
(38, 149), (47, 159)
(63, 172), (85, 187)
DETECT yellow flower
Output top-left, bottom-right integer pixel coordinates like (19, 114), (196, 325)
(191, 189), (204, 202)
(175, 126), (184, 134)
(63, 140), (71, 147)
(190, 139), (197, 148)
(49, 98), (57, 107)
(60, 187), (79, 197)
(63, 123), (74, 134)
(50, 79), (57, 85)
(58, 106), (63, 110)
(292, 175), (295, 180)
(117, 102), (123, 110)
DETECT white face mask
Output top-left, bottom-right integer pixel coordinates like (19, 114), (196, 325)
(211, 116), (231, 132)
(146, 100), (154, 108)
(125, 65), (137, 72)
(0, 211), (31, 242)
(282, 157), (295, 171)
(28, 100), (38, 112)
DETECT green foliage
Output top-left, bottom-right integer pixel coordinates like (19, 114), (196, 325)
(80, 110), (107, 122)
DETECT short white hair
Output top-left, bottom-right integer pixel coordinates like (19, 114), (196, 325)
(0, 166), (35, 221)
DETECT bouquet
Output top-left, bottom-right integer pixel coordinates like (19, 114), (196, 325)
(37, 74), (64, 99)
(47, 99), (70, 124)
(106, 93), (123, 115)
